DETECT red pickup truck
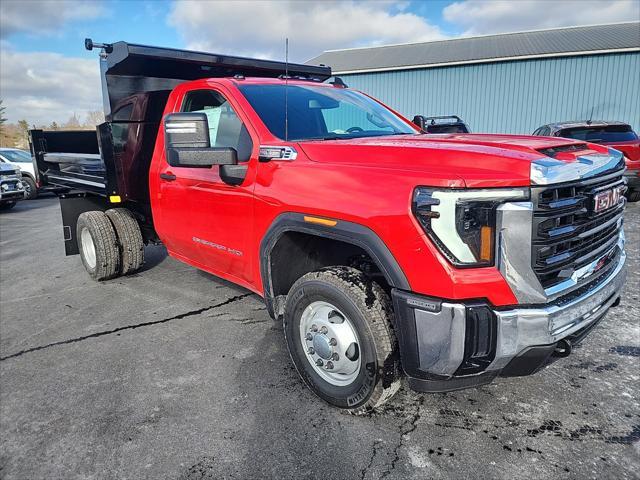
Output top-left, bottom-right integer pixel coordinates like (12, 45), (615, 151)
(30, 40), (627, 413)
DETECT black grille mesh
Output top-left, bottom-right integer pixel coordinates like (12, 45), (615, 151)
(531, 171), (625, 289)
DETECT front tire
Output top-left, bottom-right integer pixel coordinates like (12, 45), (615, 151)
(627, 190), (640, 203)
(22, 177), (37, 199)
(0, 202), (16, 211)
(77, 211), (120, 281)
(284, 267), (400, 414)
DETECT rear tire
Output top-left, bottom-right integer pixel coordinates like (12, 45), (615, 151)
(105, 208), (144, 275)
(21, 177), (37, 200)
(284, 266), (401, 414)
(77, 211), (120, 281)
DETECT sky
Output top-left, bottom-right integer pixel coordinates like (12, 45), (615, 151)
(1, 0), (638, 125)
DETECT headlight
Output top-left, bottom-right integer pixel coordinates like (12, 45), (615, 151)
(412, 187), (529, 267)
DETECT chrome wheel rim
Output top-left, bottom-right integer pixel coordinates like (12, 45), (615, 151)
(299, 301), (361, 386)
(81, 227), (97, 269)
(22, 180), (31, 196)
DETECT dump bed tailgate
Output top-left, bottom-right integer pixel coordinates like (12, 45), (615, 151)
(30, 129), (109, 194)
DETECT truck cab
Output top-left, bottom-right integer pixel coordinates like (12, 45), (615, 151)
(30, 40), (627, 413)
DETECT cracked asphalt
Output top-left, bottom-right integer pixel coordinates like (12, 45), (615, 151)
(1, 197), (638, 479)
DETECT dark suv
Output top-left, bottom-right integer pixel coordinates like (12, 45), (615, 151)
(533, 121), (640, 202)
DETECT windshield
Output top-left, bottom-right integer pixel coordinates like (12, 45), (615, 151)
(559, 125), (638, 143)
(0, 150), (32, 162)
(238, 84), (417, 141)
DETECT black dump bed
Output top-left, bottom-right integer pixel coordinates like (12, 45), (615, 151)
(30, 40), (332, 206)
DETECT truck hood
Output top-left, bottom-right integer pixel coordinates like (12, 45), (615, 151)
(298, 133), (609, 188)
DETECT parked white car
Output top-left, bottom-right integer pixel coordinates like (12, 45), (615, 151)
(0, 148), (38, 199)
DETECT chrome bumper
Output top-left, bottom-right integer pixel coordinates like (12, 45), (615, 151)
(406, 244), (626, 379)
(488, 246), (626, 371)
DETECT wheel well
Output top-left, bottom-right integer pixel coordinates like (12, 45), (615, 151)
(269, 231), (390, 300)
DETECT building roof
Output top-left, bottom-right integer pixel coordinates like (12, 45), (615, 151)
(307, 22), (640, 74)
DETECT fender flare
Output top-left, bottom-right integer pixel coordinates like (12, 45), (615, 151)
(259, 212), (410, 317)
(20, 172), (36, 182)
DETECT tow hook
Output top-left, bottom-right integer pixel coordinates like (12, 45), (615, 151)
(554, 339), (572, 358)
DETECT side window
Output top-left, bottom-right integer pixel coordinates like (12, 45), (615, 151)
(111, 103), (134, 153)
(113, 103), (134, 121)
(532, 127), (543, 136)
(181, 89), (253, 162)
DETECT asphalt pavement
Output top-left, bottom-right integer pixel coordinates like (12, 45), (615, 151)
(1, 196), (638, 479)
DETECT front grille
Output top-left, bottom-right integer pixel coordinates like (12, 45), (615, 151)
(531, 170), (625, 290)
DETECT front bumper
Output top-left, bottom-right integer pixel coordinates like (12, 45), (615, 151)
(0, 188), (26, 202)
(392, 245), (626, 393)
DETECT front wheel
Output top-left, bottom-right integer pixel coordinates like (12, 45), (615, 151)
(22, 177), (37, 199)
(284, 267), (401, 414)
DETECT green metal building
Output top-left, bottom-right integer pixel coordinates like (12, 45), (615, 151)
(307, 22), (640, 134)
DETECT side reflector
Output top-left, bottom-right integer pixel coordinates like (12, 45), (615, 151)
(480, 226), (493, 261)
(109, 195), (122, 203)
(303, 216), (337, 227)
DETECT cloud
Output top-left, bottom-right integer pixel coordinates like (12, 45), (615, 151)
(0, 48), (102, 125)
(0, 0), (106, 38)
(168, 0), (445, 62)
(443, 0), (640, 36)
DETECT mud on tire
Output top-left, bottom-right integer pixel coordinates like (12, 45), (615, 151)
(77, 211), (120, 281)
(106, 208), (144, 275)
(284, 266), (401, 414)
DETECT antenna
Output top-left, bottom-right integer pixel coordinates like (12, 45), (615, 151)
(587, 105), (595, 125)
(285, 38), (289, 142)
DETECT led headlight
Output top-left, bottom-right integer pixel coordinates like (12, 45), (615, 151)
(412, 187), (529, 267)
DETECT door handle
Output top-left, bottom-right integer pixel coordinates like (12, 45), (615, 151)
(160, 173), (176, 181)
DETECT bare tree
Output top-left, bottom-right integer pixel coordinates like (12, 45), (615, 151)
(0, 101), (19, 147)
(64, 113), (82, 129)
(84, 110), (105, 127)
(16, 120), (29, 149)
(0, 100), (6, 135)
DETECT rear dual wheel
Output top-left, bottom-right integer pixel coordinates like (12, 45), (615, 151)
(77, 211), (120, 280)
(77, 209), (144, 280)
(105, 208), (144, 275)
(284, 267), (401, 414)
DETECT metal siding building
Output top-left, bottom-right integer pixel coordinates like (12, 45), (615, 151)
(308, 23), (640, 134)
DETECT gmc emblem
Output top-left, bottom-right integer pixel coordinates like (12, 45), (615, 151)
(593, 186), (625, 214)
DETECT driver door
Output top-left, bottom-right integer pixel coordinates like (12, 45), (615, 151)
(155, 87), (257, 284)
